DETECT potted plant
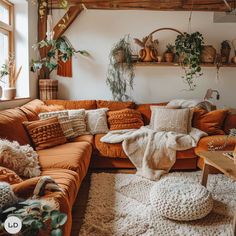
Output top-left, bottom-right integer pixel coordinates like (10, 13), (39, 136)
(31, 36), (89, 100)
(0, 55), (22, 100)
(106, 35), (135, 101)
(221, 40), (231, 63)
(175, 32), (204, 90)
(0, 199), (67, 236)
(164, 44), (175, 63)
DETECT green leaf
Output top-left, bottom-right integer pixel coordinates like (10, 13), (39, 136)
(3, 207), (16, 213)
(57, 214), (67, 226)
(51, 228), (62, 236)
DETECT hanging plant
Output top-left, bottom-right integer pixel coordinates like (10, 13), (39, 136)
(175, 32), (204, 90)
(31, 36), (89, 79)
(106, 35), (135, 101)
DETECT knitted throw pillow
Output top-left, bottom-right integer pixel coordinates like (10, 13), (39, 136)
(85, 108), (109, 134)
(0, 139), (41, 178)
(107, 109), (144, 130)
(23, 117), (67, 151)
(39, 110), (75, 139)
(0, 166), (23, 184)
(0, 182), (18, 211)
(150, 107), (190, 134)
(68, 109), (88, 137)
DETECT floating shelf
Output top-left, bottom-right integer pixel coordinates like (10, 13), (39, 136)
(133, 62), (236, 67)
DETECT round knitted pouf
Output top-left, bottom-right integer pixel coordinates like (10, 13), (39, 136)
(150, 178), (213, 221)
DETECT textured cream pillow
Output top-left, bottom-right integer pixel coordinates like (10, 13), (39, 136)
(86, 108), (109, 134)
(150, 106), (190, 134)
(39, 110), (75, 140)
(68, 109), (88, 137)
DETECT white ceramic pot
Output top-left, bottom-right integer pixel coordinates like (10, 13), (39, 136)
(2, 87), (16, 100)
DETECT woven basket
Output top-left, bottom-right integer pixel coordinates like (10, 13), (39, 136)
(39, 79), (58, 100)
(201, 45), (216, 63)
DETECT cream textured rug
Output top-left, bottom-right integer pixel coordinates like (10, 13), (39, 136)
(79, 172), (236, 236)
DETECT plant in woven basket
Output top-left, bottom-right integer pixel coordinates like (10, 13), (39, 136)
(164, 44), (175, 63)
(31, 36), (89, 79)
(106, 35), (135, 101)
(0, 199), (67, 236)
(175, 32), (204, 90)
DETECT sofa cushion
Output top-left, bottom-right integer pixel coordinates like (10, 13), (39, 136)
(37, 142), (92, 176)
(73, 135), (94, 147)
(195, 135), (236, 155)
(23, 117), (67, 150)
(95, 134), (196, 160)
(96, 100), (135, 111)
(107, 109), (144, 130)
(44, 100), (97, 110)
(0, 108), (31, 145)
(223, 110), (236, 134)
(192, 108), (228, 135)
(41, 169), (80, 206)
(95, 134), (127, 158)
(135, 103), (167, 125)
(20, 99), (45, 121)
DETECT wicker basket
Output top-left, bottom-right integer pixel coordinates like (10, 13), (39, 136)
(201, 45), (216, 63)
(39, 79), (58, 100)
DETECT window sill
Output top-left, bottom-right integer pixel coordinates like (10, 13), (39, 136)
(0, 97), (30, 102)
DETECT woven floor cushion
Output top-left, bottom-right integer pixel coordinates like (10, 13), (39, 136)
(150, 178), (213, 221)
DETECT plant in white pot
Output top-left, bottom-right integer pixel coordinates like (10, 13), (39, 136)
(0, 55), (22, 100)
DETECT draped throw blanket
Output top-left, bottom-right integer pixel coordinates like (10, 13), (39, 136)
(101, 127), (207, 180)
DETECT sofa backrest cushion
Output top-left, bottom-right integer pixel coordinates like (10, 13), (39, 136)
(44, 100), (97, 110)
(0, 108), (31, 145)
(192, 108), (228, 135)
(96, 100), (135, 111)
(135, 103), (167, 125)
(20, 99), (45, 121)
(223, 110), (236, 134)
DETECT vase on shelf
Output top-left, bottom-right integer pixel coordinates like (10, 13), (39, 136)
(1, 87), (16, 100)
(139, 47), (157, 62)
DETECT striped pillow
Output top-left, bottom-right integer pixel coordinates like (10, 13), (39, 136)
(39, 110), (75, 140)
(68, 109), (88, 137)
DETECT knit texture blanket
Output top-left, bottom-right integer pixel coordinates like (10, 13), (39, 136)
(101, 127), (207, 180)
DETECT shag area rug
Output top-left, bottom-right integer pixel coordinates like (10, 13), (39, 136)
(79, 172), (236, 236)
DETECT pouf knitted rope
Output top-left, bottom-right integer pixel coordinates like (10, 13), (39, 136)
(150, 178), (213, 221)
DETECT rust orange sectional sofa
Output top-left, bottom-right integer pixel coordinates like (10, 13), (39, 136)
(0, 98), (235, 235)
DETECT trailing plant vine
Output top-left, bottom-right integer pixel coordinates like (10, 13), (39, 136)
(106, 35), (135, 101)
(175, 32), (204, 90)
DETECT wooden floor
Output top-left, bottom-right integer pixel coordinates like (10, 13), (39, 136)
(70, 169), (136, 236)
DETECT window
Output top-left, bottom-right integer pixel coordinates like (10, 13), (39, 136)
(0, 0), (14, 85)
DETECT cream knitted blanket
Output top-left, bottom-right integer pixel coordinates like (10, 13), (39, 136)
(101, 127), (207, 180)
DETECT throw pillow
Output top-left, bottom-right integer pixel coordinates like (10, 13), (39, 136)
(85, 108), (109, 134)
(68, 109), (88, 137)
(23, 117), (67, 151)
(96, 100), (135, 111)
(0, 167), (23, 184)
(150, 107), (190, 134)
(0, 182), (18, 211)
(0, 139), (41, 178)
(107, 109), (144, 130)
(39, 110), (75, 140)
(192, 108), (228, 135)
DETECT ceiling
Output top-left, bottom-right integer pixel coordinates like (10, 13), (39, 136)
(49, 0), (235, 11)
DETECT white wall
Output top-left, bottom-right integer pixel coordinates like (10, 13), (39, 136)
(0, 0), (38, 110)
(52, 10), (236, 108)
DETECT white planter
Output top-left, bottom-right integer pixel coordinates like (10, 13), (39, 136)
(2, 87), (16, 100)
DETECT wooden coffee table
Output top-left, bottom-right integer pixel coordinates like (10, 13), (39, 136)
(198, 151), (236, 234)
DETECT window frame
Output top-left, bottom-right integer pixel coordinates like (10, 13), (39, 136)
(0, 0), (14, 60)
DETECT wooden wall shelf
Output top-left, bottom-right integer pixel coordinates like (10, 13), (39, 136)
(134, 62), (236, 67)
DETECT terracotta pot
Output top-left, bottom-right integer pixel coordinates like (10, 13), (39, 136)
(201, 45), (216, 63)
(139, 47), (157, 62)
(231, 56), (236, 64)
(114, 50), (125, 63)
(164, 52), (175, 63)
(1, 87), (16, 100)
(221, 48), (231, 63)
